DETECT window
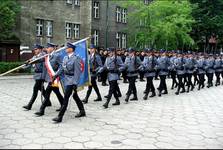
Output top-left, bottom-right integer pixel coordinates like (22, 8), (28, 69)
(116, 33), (121, 48)
(74, 0), (80, 6)
(93, 2), (100, 19)
(66, 0), (72, 4)
(122, 33), (127, 48)
(65, 22), (72, 39)
(122, 8), (127, 23)
(74, 24), (80, 39)
(93, 30), (99, 46)
(116, 7), (121, 23)
(46, 21), (53, 37)
(36, 19), (44, 36)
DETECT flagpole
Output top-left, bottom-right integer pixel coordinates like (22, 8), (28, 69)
(0, 36), (92, 77)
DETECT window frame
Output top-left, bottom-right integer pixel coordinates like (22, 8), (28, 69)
(36, 19), (44, 37)
(65, 22), (72, 39)
(93, 1), (100, 19)
(46, 20), (53, 37)
(73, 24), (80, 39)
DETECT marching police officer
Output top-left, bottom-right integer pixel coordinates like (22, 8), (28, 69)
(103, 48), (125, 108)
(156, 50), (170, 97)
(23, 44), (49, 110)
(142, 49), (157, 100)
(52, 42), (86, 123)
(35, 43), (64, 116)
(124, 48), (141, 102)
(184, 52), (195, 92)
(205, 54), (215, 88)
(214, 54), (222, 86)
(169, 51), (178, 89)
(82, 44), (103, 104)
(196, 53), (206, 90)
(174, 52), (186, 95)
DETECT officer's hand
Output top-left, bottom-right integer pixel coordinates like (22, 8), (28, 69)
(25, 60), (31, 65)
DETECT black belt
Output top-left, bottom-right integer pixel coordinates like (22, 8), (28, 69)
(146, 70), (155, 73)
(128, 71), (138, 74)
(35, 71), (42, 73)
(65, 73), (74, 76)
(109, 70), (119, 73)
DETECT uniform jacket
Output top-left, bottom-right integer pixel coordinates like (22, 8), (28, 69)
(124, 55), (141, 77)
(184, 58), (196, 74)
(156, 56), (170, 75)
(56, 53), (82, 86)
(142, 56), (157, 77)
(196, 58), (206, 74)
(104, 56), (125, 81)
(204, 58), (215, 74)
(89, 53), (103, 77)
(174, 57), (186, 75)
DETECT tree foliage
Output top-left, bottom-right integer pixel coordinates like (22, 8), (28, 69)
(123, 0), (195, 50)
(190, 0), (223, 51)
(0, 0), (20, 40)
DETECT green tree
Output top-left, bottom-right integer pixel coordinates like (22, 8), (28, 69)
(190, 0), (223, 52)
(123, 0), (195, 50)
(0, 0), (20, 40)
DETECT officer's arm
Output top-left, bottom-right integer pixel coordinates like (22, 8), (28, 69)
(118, 57), (125, 72)
(73, 57), (82, 86)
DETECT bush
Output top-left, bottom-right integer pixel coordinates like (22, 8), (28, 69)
(0, 62), (31, 74)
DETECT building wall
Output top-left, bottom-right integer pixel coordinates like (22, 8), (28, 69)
(91, 0), (127, 48)
(15, 0), (91, 49)
(15, 0), (128, 50)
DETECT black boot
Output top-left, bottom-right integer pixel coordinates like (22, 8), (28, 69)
(130, 95), (138, 101)
(149, 92), (156, 98)
(158, 91), (162, 97)
(103, 99), (110, 109)
(112, 98), (120, 105)
(75, 110), (86, 118)
(125, 95), (130, 102)
(35, 109), (44, 116)
(94, 97), (102, 102)
(186, 86), (190, 93)
(104, 95), (109, 99)
(162, 90), (168, 95)
(82, 98), (88, 104)
(52, 115), (63, 123)
(143, 93), (148, 100)
(56, 107), (62, 112)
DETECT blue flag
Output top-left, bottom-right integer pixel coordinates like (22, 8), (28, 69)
(58, 39), (91, 92)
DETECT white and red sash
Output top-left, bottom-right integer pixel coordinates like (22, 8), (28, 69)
(45, 55), (59, 87)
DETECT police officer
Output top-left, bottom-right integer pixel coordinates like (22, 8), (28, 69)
(103, 48), (125, 109)
(169, 51), (178, 89)
(174, 52), (186, 95)
(184, 52), (195, 92)
(142, 49), (157, 100)
(124, 48), (141, 102)
(52, 42), (86, 123)
(156, 50), (170, 97)
(35, 43), (64, 116)
(82, 44), (103, 104)
(214, 54), (222, 86)
(23, 44), (50, 110)
(205, 54), (215, 88)
(196, 53), (206, 90)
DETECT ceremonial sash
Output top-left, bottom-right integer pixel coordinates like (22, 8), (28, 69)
(45, 55), (59, 87)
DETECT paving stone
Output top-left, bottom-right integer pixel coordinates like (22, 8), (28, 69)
(1, 76), (223, 149)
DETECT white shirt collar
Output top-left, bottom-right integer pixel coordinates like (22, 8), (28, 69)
(68, 52), (74, 58)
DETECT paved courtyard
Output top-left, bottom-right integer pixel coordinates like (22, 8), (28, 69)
(0, 75), (223, 149)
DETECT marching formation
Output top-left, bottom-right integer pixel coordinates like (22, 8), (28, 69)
(23, 42), (223, 123)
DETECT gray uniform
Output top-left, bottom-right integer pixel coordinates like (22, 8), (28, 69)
(196, 58), (206, 74)
(89, 54), (103, 77)
(185, 58), (196, 74)
(174, 57), (185, 75)
(214, 58), (222, 73)
(143, 56), (157, 77)
(56, 53), (82, 86)
(104, 56), (125, 81)
(205, 58), (215, 74)
(124, 56), (141, 77)
(156, 56), (170, 76)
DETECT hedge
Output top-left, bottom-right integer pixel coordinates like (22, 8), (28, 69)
(0, 62), (31, 74)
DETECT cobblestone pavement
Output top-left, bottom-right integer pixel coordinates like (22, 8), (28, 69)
(0, 75), (223, 149)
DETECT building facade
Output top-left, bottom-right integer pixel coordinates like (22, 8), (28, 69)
(15, 0), (129, 50)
